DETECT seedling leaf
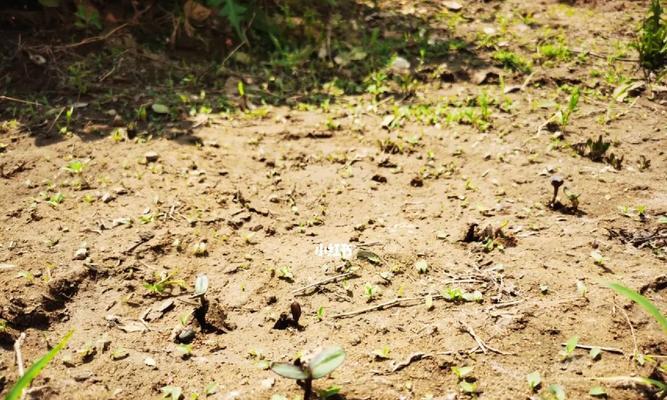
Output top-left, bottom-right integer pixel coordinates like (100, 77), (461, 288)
(526, 371), (541, 391)
(548, 383), (566, 400)
(194, 274), (209, 297)
(565, 336), (579, 353)
(608, 282), (667, 333)
(451, 366), (474, 379)
(270, 362), (308, 380)
(6, 330), (74, 400)
(309, 346), (346, 379)
(589, 386), (607, 397)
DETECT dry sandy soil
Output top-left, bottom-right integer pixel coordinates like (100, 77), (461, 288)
(1, 0), (666, 399)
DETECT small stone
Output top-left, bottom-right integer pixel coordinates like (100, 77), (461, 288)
(443, 1), (462, 11)
(101, 192), (115, 203)
(73, 370), (93, 382)
(74, 247), (88, 260)
(390, 56), (411, 74)
(144, 151), (159, 163)
(113, 187), (128, 195)
(177, 327), (196, 343)
(260, 377), (275, 389)
(96, 337), (111, 353)
(144, 357), (157, 369)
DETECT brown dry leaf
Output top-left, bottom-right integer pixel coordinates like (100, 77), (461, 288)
(184, 0), (212, 23)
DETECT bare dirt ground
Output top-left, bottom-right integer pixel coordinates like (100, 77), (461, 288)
(1, 0), (666, 399)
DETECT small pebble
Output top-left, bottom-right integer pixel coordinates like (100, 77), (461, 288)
(74, 247), (88, 260)
(144, 151), (159, 163)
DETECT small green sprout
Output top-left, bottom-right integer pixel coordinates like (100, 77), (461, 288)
(527, 371), (541, 391)
(548, 384), (566, 400)
(277, 266), (294, 281)
(63, 160), (85, 174)
(143, 271), (187, 295)
(589, 386), (607, 397)
(590, 251), (605, 266)
(270, 346), (346, 400)
(161, 386), (183, 400)
(372, 346), (391, 360)
(560, 335), (579, 361)
(316, 307), (325, 321)
(363, 283), (379, 302)
(415, 259), (429, 274)
(47, 192), (65, 206)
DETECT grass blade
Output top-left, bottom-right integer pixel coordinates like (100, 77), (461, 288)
(608, 283), (667, 333)
(5, 330), (73, 400)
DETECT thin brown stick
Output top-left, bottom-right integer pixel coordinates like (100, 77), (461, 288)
(14, 332), (26, 376)
(618, 303), (639, 359)
(0, 95), (43, 107)
(561, 343), (625, 355)
(459, 321), (487, 354)
(332, 295), (438, 319)
(291, 269), (358, 294)
(56, 23), (129, 50)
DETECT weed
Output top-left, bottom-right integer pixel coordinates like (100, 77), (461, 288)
(144, 271), (187, 295)
(554, 87), (580, 130)
(6, 330), (73, 400)
(538, 42), (572, 62)
(47, 192), (65, 207)
(363, 283), (379, 302)
(271, 346), (346, 400)
(634, 0), (667, 72)
(493, 50), (532, 73)
(63, 159), (85, 174)
(452, 365), (478, 394)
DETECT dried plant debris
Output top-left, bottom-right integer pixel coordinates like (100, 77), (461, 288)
(606, 225), (667, 253)
(572, 135), (624, 170)
(461, 222), (517, 250)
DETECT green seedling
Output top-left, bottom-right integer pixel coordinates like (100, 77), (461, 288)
(590, 347), (602, 360)
(590, 251), (605, 266)
(372, 346), (391, 360)
(560, 335), (579, 361)
(63, 160), (85, 174)
(47, 192), (65, 206)
(270, 346), (346, 400)
(363, 283), (379, 302)
(316, 307), (325, 321)
(554, 87), (580, 130)
(415, 259), (428, 274)
(6, 330), (73, 400)
(563, 188), (580, 210)
(452, 365), (477, 394)
(634, 0), (667, 73)
(589, 386), (607, 397)
(527, 371), (542, 391)
(277, 266), (294, 281)
(161, 386), (183, 400)
(451, 366), (474, 380)
(548, 384), (566, 400)
(316, 385), (341, 399)
(492, 50), (532, 73)
(144, 271), (187, 295)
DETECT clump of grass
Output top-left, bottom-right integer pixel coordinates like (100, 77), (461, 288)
(538, 42), (572, 62)
(634, 0), (667, 72)
(492, 50), (532, 73)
